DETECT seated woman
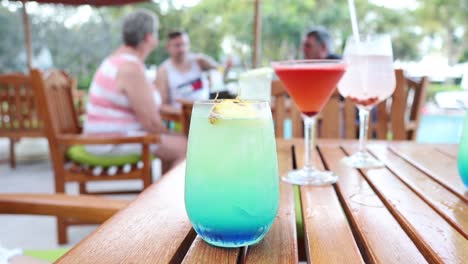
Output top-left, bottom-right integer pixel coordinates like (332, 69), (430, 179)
(84, 9), (186, 172)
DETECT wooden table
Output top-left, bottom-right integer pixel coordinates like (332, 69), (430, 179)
(57, 139), (468, 264)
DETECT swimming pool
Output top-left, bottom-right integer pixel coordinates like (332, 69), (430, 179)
(417, 114), (465, 144)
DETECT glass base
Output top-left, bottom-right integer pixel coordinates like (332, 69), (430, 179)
(193, 223), (270, 248)
(342, 151), (384, 169)
(282, 167), (338, 186)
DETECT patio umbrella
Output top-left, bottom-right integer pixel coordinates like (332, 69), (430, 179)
(14, 0), (147, 69)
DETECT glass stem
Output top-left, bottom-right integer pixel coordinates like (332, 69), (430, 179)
(303, 115), (316, 170)
(358, 107), (370, 153)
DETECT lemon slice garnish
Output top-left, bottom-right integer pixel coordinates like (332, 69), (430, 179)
(208, 99), (257, 124)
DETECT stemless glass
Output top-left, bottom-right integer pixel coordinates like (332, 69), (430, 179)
(273, 60), (346, 185)
(185, 100), (279, 247)
(338, 34), (396, 169)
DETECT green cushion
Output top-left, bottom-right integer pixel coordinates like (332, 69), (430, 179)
(294, 186), (304, 238)
(168, 121), (182, 133)
(67, 145), (143, 167)
(23, 248), (69, 262)
(173, 122), (182, 133)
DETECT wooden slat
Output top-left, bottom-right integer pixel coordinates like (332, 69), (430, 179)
(0, 84), (6, 129)
(368, 145), (468, 238)
(245, 140), (298, 263)
(14, 83), (24, 130)
(375, 100), (389, 140)
(343, 145), (468, 263)
(290, 103), (302, 138)
(407, 75), (429, 140)
(56, 163), (195, 264)
(271, 81), (302, 138)
(319, 144), (427, 263)
(390, 69), (407, 140)
(0, 130), (44, 138)
(390, 144), (468, 202)
(0, 193), (128, 223)
(434, 144), (459, 159)
(295, 145), (364, 264)
(320, 94), (341, 138)
(6, 85), (14, 129)
(344, 99), (357, 139)
(179, 100), (194, 136)
(182, 236), (240, 264)
(272, 81), (286, 138)
(64, 168), (145, 182)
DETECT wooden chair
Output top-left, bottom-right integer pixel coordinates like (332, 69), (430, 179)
(31, 69), (159, 244)
(167, 82), (342, 140)
(160, 82), (308, 139)
(45, 70), (84, 115)
(178, 99), (195, 136)
(159, 101), (194, 137)
(0, 70), (86, 169)
(344, 69), (429, 140)
(318, 90), (342, 138)
(0, 193), (128, 260)
(271, 80), (302, 138)
(0, 73), (44, 168)
(0, 193), (127, 224)
(392, 69), (429, 140)
(271, 80), (343, 138)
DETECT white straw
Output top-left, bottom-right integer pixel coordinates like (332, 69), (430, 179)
(347, 0), (360, 41)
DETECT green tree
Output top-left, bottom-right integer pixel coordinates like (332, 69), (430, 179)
(0, 7), (25, 72)
(416, 0), (468, 65)
(2, 0), (465, 86)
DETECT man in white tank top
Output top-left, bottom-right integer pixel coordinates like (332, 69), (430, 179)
(155, 31), (232, 104)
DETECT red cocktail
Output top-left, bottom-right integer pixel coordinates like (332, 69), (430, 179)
(272, 60), (346, 185)
(274, 63), (345, 116)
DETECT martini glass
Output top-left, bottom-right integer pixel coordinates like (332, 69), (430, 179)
(338, 34), (395, 169)
(272, 60), (346, 185)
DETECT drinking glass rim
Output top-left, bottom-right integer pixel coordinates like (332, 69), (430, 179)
(271, 59), (344, 66)
(193, 99), (270, 105)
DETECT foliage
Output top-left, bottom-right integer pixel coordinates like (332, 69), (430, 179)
(0, 7), (23, 72)
(416, 0), (468, 65)
(460, 49), (468, 63)
(427, 83), (462, 101)
(0, 0), (466, 86)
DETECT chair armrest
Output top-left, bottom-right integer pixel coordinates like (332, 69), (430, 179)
(175, 99), (195, 105)
(57, 133), (160, 146)
(160, 104), (182, 122)
(0, 194), (129, 223)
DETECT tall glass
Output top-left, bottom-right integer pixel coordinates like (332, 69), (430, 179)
(238, 67), (274, 102)
(273, 60), (346, 185)
(338, 34), (396, 169)
(185, 100), (279, 247)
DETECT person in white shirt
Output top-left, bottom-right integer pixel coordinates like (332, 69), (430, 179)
(155, 31), (232, 104)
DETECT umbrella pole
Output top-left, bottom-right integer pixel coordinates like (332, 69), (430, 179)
(21, 0), (32, 69)
(252, 0), (261, 68)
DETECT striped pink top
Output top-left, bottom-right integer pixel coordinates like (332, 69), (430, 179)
(84, 53), (161, 135)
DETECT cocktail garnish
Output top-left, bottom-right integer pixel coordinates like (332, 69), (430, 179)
(208, 98), (256, 124)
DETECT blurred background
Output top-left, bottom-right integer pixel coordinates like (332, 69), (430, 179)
(0, 0), (467, 253)
(0, 0), (467, 143)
